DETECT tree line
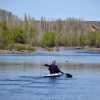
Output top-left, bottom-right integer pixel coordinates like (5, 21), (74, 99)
(0, 9), (100, 50)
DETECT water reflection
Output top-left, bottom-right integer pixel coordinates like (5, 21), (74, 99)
(0, 49), (100, 64)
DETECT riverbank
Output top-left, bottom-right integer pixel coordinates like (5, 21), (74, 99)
(0, 49), (33, 54)
(0, 47), (100, 54)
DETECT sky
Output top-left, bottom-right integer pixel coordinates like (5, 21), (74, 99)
(0, 0), (100, 21)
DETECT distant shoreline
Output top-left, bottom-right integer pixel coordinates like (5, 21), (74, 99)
(0, 47), (100, 54)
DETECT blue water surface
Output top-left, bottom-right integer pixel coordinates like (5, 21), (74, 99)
(0, 49), (100, 64)
(0, 49), (100, 100)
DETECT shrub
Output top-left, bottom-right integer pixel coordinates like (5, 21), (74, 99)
(14, 43), (35, 51)
(41, 32), (56, 47)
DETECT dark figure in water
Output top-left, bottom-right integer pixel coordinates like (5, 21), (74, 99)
(44, 61), (63, 74)
(44, 61), (72, 78)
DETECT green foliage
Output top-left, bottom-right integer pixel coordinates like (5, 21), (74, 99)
(41, 32), (56, 47)
(0, 27), (14, 49)
(0, 9), (100, 50)
(13, 27), (27, 44)
(80, 34), (86, 46)
(95, 32), (100, 47)
(27, 28), (38, 46)
(14, 43), (35, 51)
(87, 32), (97, 46)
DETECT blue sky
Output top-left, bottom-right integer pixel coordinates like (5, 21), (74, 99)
(0, 0), (100, 20)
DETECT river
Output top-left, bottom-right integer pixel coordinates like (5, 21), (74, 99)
(0, 49), (100, 100)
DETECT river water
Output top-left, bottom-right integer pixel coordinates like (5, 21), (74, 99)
(0, 49), (100, 100)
